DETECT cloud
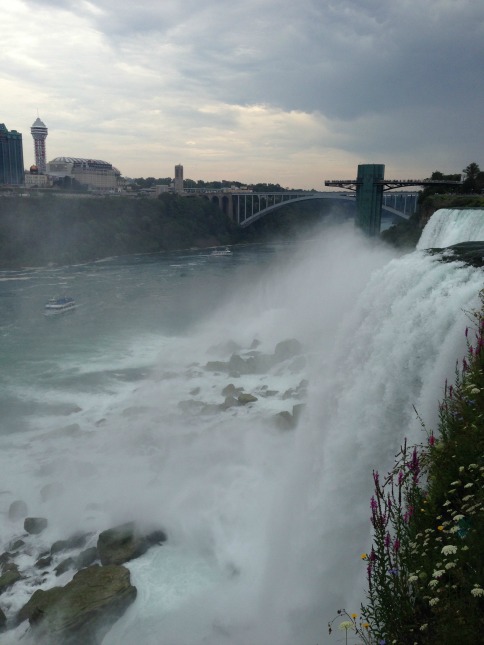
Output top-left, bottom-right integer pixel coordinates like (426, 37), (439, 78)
(2, 0), (483, 186)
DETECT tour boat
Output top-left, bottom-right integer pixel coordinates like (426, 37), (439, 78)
(44, 296), (77, 314)
(210, 247), (232, 257)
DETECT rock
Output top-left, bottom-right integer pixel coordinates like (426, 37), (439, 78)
(0, 563), (23, 594)
(237, 393), (258, 405)
(97, 522), (166, 566)
(8, 500), (28, 521)
(205, 360), (229, 372)
(273, 411), (296, 431)
(220, 395), (241, 411)
(274, 338), (303, 362)
(51, 533), (89, 555)
(75, 547), (98, 569)
(36, 555), (53, 569)
(40, 482), (65, 502)
(0, 606), (6, 630)
(9, 539), (25, 551)
(55, 557), (76, 576)
(24, 517), (48, 535)
(18, 564), (137, 644)
(221, 383), (244, 397)
(228, 354), (250, 375)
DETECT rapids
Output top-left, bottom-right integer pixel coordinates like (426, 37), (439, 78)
(0, 210), (483, 644)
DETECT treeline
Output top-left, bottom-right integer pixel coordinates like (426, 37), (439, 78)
(132, 177), (308, 193)
(0, 194), (239, 268)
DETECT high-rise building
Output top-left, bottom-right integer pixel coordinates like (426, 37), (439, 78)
(0, 123), (24, 186)
(31, 117), (48, 173)
(174, 164), (184, 192)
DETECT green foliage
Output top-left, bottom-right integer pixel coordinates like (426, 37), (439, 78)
(330, 293), (484, 644)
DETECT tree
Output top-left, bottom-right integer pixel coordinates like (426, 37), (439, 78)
(463, 162), (481, 193)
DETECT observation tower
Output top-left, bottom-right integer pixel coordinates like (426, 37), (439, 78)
(30, 117), (48, 173)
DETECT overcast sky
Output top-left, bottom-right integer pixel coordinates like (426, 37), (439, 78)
(2, 0), (483, 188)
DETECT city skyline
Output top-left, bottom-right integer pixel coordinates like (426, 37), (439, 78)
(2, 0), (483, 189)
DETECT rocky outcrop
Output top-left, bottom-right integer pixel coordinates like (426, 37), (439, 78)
(97, 522), (167, 566)
(19, 564), (137, 645)
(0, 561), (23, 594)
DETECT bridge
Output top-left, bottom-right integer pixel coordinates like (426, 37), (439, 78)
(325, 164), (462, 236)
(183, 186), (418, 229)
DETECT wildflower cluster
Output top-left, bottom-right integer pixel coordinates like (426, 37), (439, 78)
(330, 291), (484, 645)
(360, 293), (484, 645)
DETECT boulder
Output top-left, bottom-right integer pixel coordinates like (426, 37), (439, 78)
(18, 564), (137, 644)
(8, 500), (28, 521)
(274, 339), (303, 362)
(237, 393), (258, 405)
(24, 517), (48, 535)
(76, 547), (98, 569)
(0, 562), (23, 594)
(51, 533), (89, 555)
(97, 522), (166, 566)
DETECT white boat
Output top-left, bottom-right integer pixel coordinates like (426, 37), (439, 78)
(44, 296), (77, 314)
(210, 247), (232, 257)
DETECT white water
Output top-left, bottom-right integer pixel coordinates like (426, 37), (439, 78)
(0, 211), (482, 644)
(417, 207), (484, 248)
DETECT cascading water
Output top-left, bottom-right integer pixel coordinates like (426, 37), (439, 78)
(0, 210), (482, 645)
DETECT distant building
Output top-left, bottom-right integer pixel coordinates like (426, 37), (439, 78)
(174, 164), (184, 192)
(46, 157), (121, 192)
(31, 117), (48, 173)
(0, 123), (24, 186)
(24, 164), (52, 188)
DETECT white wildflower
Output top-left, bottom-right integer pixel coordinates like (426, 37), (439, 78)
(429, 598), (440, 606)
(464, 483), (474, 489)
(339, 621), (354, 631)
(428, 579), (439, 588)
(470, 388), (480, 394)
(463, 495), (474, 501)
(408, 575), (419, 583)
(453, 514), (465, 521)
(471, 587), (484, 597)
(443, 500), (452, 506)
(432, 570), (445, 578)
(450, 480), (461, 486)
(420, 624), (428, 631)
(449, 526), (459, 533)
(445, 562), (456, 570)
(468, 463), (478, 469)
(459, 466), (465, 473)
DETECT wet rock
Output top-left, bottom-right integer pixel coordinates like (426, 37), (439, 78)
(55, 557), (76, 576)
(0, 563), (23, 594)
(205, 360), (229, 372)
(8, 500), (28, 521)
(221, 383), (244, 397)
(36, 555), (53, 569)
(220, 395), (241, 411)
(237, 393), (258, 405)
(274, 338), (303, 362)
(273, 411), (296, 430)
(228, 354), (250, 375)
(0, 606), (6, 630)
(51, 533), (89, 555)
(75, 547), (98, 569)
(18, 564), (137, 644)
(24, 517), (48, 535)
(9, 539), (25, 551)
(97, 522), (167, 566)
(40, 482), (65, 502)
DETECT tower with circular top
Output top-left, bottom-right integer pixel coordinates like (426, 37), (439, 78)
(30, 117), (48, 173)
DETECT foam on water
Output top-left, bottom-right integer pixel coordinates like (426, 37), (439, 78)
(0, 216), (482, 644)
(417, 207), (484, 248)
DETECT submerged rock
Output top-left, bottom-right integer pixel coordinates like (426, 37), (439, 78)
(8, 500), (28, 521)
(18, 564), (137, 644)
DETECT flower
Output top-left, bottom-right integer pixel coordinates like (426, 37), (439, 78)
(351, 613), (358, 619)
(360, 553), (368, 560)
(437, 525), (444, 531)
(445, 562), (456, 570)
(420, 624), (428, 631)
(362, 622), (370, 629)
(471, 587), (484, 597)
(339, 621), (354, 630)
(428, 579), (439, 588)
(429, 597), (440, 606)
(453, 514), (465, 521)
(464, 483), (474, 489)
(432, 570), (445, 578)
(441, 545), (457, 556)
(408, 575), (418, 583)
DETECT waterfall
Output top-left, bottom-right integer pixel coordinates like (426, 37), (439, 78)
(417, 208), (484, 249)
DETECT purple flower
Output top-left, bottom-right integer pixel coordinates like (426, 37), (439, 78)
(387, 568), (398, 575)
